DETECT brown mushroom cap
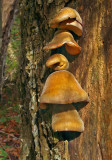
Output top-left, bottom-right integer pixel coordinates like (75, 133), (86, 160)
(43, 30), (81, 55)
(59, 19), (82, 36)
(52, 104), (84, 132)
(46, 54), (69, 70)
(50, 7), (82, 36)
(39, 70), (89, 104)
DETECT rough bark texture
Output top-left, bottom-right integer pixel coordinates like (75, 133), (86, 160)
(19, 0), (112, 159)
(0, 0), (18, 98)
(68, 0), (112, 159)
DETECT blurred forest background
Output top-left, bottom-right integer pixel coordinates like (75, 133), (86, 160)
(0, 1), (21, 159)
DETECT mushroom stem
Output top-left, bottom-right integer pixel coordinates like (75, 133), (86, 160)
(52, 104), (84, 132)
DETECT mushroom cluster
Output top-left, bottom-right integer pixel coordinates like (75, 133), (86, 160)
(39, 7), (89, 132)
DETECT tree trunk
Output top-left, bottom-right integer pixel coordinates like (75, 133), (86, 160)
(19, 0), (112, 159)
(0, 0), (18, 98)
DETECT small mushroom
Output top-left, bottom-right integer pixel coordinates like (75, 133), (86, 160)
(50, 7), (83, 36)
(43, 30), (81, 55)
(40, 70), (89, 105)
(52, 104), (84, 132)
(46, 54), (69, 70)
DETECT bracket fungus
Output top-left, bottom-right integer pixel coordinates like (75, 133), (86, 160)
(52, 104), (84, 132)
(43, 30), (81, 55)
(40, 70), (89, 104)
(49, 7), (83, 36)
(39, 70), (89, 132)
(40, 7), (88, 132)
(46, 54), (69, 70)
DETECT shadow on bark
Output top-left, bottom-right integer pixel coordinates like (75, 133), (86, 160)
(73, 101), (89, 111)
(54, 131), (81, 141)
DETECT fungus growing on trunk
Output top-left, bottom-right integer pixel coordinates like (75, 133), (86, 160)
(52, 104), (84, 132)
(46, 54), (69, 70)
(43, 30), (81, 55)
(40, 70), (89, 104)
(39, 70), (89, 132)
(49, 7), (83, 36)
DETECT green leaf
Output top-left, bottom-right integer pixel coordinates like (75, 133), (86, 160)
(0, 147), (8, 158)
(0, 117), (7, 123)
(15, 116), (20, 122)
(0, 158), (7, 160)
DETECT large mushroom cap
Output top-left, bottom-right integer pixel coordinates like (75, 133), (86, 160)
(43, 30), (81, 55)
(50, 7), (82, 36)
(46, 54), (69, 70)
(40, 70), (89, 104)
(52, 104), (84, 132)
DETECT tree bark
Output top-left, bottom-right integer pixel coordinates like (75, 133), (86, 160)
(0, 0), (18, 98)
(19, 0), (112, 159)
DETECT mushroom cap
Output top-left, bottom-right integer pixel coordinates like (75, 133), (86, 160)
(46, 54), (69, 70)
(52, 104), (84, 132)
(59, 19), (82, 36)
(50, 7), (82, 27)
(49, 7), (82, 36)
(43, 30), (81, 55)
(39, 70), (89, 104)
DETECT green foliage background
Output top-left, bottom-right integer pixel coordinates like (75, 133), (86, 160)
(0, 15), (21, 159)
(5, 16), (21, 81)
